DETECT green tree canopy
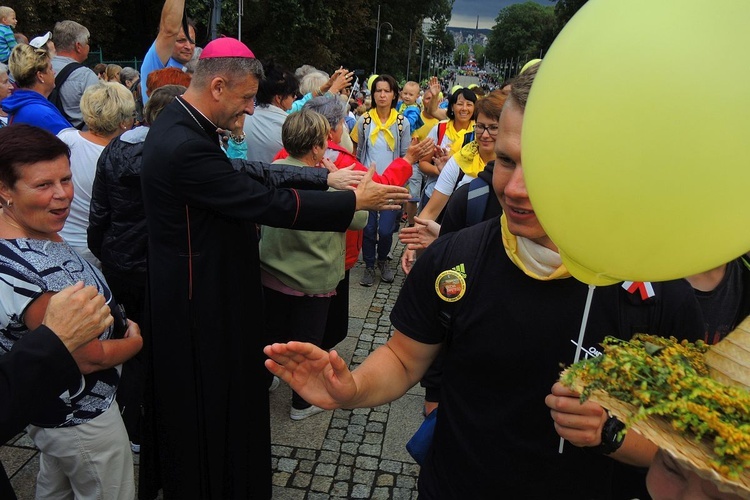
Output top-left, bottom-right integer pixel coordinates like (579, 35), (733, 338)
(5, 0), (454, 82)
(486, 1), (555, 65)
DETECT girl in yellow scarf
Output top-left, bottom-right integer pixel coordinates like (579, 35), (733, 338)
(408, 90), (506, 226)
(417, 87), (478, 211)
(350, 74), (411, 287)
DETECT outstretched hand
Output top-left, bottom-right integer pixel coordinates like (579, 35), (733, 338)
(264, 342), (358, 409)
(398, 216), (440, 250)
(403, 137), (435, 165)
(354, 166), (410, 211)
(428, 76), (441, 98)
(327, 67), (355, 95)
(327, 164), (364, 190)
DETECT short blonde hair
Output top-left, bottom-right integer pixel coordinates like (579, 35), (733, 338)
(80, 82), (135, 135)
(8, 44), (50, 89)
(0, 6), (14, 22)
(282, 109), (329, 158)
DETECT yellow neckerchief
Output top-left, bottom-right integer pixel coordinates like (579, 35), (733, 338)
(444, 119), (475, 156)
(368, 108), (398, 151)
(500, 214), (571, 280)
(454, 141), (485, 178)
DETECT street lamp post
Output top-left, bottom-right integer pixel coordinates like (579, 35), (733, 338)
(373, 5), (393, 75)
(406, 29), (412, 81)
(418, 38), (426, 82)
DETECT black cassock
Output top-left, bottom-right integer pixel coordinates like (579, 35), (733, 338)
(140, 98), (354, 499)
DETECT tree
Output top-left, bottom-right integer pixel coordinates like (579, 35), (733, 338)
(5, 0), (453, 80)
(550, 0), (589, 36)
(486, 1), (555, 66)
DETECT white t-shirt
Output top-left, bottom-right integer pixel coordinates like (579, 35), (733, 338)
(434, 156), (473, 196)
(57, 128), (105, 249)
(423, 123), (455, 199)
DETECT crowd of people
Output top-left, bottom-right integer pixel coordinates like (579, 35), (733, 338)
(0, 1), (748, 499)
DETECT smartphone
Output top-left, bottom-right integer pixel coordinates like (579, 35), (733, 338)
(111, 301), (128, 339)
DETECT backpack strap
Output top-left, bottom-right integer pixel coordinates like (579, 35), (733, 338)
(48, 62), (86, 130)
(465, 176), (491, 227)
(396, 113), (406, 155)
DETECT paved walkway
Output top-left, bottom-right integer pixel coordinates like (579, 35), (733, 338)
(1, 241), (425, 499)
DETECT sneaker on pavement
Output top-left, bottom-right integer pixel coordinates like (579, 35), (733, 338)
(268, 376), (280, 392)
(378, 260), (395, 283)
(290, 405), (325, 421)
(360, 267), (375, 287)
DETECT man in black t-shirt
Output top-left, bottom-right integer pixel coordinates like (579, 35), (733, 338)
(264, 64), (704, 499)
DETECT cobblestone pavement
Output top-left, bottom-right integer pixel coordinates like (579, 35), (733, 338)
(1, 240), (425, 499)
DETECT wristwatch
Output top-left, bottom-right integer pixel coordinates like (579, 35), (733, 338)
(590, 414), (626, 455)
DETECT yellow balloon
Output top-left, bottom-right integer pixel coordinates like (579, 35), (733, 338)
(523, 0), (750, 285)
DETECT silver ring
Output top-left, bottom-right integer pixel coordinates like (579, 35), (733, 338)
(388, 199), (394, 205)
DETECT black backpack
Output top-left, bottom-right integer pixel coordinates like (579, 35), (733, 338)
(47, 62), (86, 130)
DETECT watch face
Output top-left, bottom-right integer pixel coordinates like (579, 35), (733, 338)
(604, 416), (626, 448)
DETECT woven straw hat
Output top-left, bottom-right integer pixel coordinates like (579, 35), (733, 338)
(565, 316), (750, 496)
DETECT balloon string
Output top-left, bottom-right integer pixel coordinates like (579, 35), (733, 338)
(559, 284), (597, 454)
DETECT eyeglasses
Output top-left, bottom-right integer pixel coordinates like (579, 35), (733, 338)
(475, 123), (499, 137)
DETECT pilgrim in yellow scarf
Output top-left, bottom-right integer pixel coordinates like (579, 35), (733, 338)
(368, 108), (399, 151)
(454, 141), (485, 178)
(500, 214), (571, 280)
(443, 119), (475, 156)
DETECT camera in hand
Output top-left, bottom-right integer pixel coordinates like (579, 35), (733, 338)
(111, 300), (128, 339)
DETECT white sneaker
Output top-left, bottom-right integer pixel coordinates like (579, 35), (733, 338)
(130, 442), (141, 454)
(268, 376), (280, 392)
(290, 405), (325, 421)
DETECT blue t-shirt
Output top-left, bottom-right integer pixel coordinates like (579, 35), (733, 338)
(140, 41), (186, 103)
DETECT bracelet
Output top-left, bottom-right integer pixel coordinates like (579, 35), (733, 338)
(229, 132), (245, 143)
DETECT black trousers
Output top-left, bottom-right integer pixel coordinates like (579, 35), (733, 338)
(263, 287), (332, 409)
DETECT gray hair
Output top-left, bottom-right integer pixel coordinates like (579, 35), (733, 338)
(191, 57), (265, 89)
(0, 62), (7, 77)
(120, 67), (139, 85)
(303, 95), (345, 130)
(294, 64), (317, 81)
(299, 70), (329, 96)
(53, 20), (90, 52)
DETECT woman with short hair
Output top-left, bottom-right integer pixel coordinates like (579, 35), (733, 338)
(0, 124), (142, 500)
(57, 81), (135, 267)
(1, 44), (72, 133)
(260, 109), (368, 420)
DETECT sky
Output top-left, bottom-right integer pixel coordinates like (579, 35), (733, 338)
(450, 0), (548, 29)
